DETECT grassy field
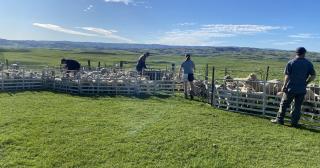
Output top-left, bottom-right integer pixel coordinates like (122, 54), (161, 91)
(0, 92), (320, 168)
(0, 48), (296, 79)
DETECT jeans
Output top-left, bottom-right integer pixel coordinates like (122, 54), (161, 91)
(277, 93), (305, 125)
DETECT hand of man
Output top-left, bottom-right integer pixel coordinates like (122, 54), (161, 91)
(281, 86), (287, 93)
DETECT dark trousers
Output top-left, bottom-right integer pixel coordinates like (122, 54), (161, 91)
(277, 93), (305, 125)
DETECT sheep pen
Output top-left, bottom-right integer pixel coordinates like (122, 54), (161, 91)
(0, 65), (319, 127)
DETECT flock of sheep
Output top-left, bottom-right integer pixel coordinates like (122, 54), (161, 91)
(214, 73), (320, 115)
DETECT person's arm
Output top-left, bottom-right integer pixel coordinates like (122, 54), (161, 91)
(282, 75), (289, 92)
(142, 61), (147, 69)
(307, 64), (316, 84)
(192, 61), (196, 72)
(282, 63), (291, 92)
(307, 74), (316, 85)
(178, 65), (182, 79)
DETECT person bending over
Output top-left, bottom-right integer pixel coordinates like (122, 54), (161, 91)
(61, 58), (81, 77)
(136, 52), (150, 74)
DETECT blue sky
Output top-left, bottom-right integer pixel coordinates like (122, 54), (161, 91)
(0, 0), (320, 51)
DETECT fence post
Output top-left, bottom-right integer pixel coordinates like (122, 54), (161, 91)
(236, 80), (240, 111)
(1, 70), (3, 90)
(97, 74), (100, 95)
(265, 66), (270, 81)
(88, 60), (91, 70)
(205, 64), (209, 81)
(262, 80), (267, 116)
(120, 61), (124, 69)
(211, 66), (215, 106)
(22, 68), (25, 90)
(5, 59), (8, 69)
(224, 67), (228, 76)
(98, 62), (101, 70)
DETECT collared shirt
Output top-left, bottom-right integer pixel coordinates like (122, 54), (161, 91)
(285, 57), (316, 94)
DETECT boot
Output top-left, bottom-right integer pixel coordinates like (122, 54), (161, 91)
(271, 118), (284, 125)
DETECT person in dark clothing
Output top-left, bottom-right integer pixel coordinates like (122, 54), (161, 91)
(136, 52), (150, 74)
(61, 58), (81, 76)
(271, 47), (316, 127)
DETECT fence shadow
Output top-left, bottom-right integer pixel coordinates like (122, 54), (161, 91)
(213, 106), (320, 133)
(1, 90), (173, 100)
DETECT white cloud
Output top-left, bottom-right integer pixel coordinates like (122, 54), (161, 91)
(177, 22), (197, 26)
(156, 24), (287, 46)
(201, 24), (288, 34)
(289, 33), (320, 39)
(81, 27), (134, 43)
(104, 0), (133, 5)
(33, 23), (96, 37)
(104, 0), (152, 8)
(33, 23), (134, 43)
(272, 40), (302, 46)
(84, 5), (94, 12)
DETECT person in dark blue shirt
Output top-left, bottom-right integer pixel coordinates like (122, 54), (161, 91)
(179, 54), (196, 99)
(61, 58), (81, 76)
(271, 47), (316, 127)
(136, 52), (150, 74)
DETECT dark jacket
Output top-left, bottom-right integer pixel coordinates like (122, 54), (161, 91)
(136, 56), (147, 72)
(64, 59), (81, 71)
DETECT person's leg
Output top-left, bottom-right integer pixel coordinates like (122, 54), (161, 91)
(188, 74), (195, 100)
(274, 93), (294, 124)
(190, 81), (195, 100)
(184, 82), (188, 98)
(291, 93), (305, 127)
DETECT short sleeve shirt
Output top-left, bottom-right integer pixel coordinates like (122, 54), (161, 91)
(285, 57), (316, 94)
(181, 60), (195, 74)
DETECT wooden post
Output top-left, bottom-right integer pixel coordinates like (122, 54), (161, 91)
(97, 74), (100, 95)
(211, 66), (215, 106)
(171, 63), (176, 80)
(22, 68), (25, 90)
(5, 59), (8, 69)
(171, 63), (176, 72)
(236, 80), (240, 111)
(120, 61), (124, 69)
(262, 80), (267, 116)
(1, 70), (3, 91)
(78, 78), (82, 95)
(265, 66), (270, 81)
(224, 67), (228, 77)
(205, 64), (209, 81)
(88, 60), (91, 70)
(98, 61), (101, 70)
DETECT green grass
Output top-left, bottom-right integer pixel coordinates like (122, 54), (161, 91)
(1, 92), (319, 168)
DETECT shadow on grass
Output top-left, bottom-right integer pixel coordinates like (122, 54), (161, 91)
(1, 90), (173, 100)
(218, 108), (320, 133)
(2, 90), (319, 133)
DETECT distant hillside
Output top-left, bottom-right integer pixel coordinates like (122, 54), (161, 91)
(0, 38), (172, 50)
(1, 38), (320, 61)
